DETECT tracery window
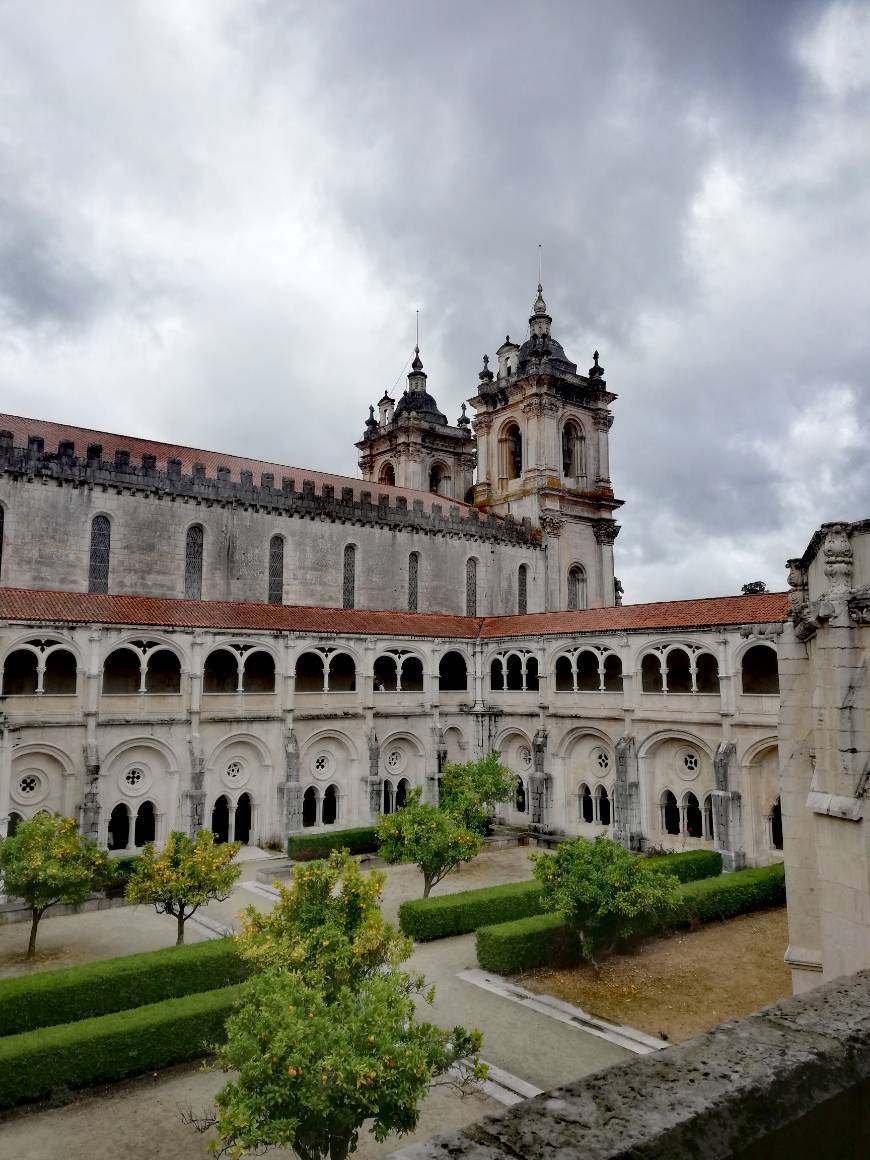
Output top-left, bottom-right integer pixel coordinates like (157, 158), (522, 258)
(184, 524), (204, 600)
(88, 514), (111, 594)
(408, 552), (419, 612)
(268, 535), (284, 605)
(465, 558), (477, 617)
(343, 544), (356, 609)
(517, 564), (528, 615)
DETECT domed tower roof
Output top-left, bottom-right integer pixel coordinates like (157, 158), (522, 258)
(517, 282), (577, 375)
(393, 346), (448, 425)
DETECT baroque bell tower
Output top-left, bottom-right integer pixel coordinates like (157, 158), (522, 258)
(468, 284), (623, 610)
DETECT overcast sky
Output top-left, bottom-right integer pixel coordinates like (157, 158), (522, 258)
(1, 0), (868, 603)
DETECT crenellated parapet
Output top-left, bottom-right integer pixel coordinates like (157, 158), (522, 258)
(0, 430), (538, 548)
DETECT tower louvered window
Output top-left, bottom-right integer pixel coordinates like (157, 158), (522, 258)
(343, 544), (356, 609)
(268, 535), (284, 605)
(465, 558), (477, 617)
(408, 552), (419, 612)
(88, 515), (111, 594)
(518, 564), (528, 614)
(184, 525), (204, 600)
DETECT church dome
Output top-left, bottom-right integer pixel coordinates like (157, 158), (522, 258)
(393, 389), (448, 425)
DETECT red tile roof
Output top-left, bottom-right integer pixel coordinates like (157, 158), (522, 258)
(0, 412), (471, 514)
(0, 588), (788, 639)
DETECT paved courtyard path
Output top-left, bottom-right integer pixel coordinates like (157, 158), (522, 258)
(0, 845), (632, 1158)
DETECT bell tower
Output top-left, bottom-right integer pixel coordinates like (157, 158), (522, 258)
(469, 284), (623, 610)
(357, 346), (476, 501)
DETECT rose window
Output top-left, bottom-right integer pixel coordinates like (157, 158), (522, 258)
(18, 775), (39, 795)
(386, 750), (403, 771)
(518, 745), (532, 770)
(596, 751), (610, 770)
(226, 761), (243, 781)
(684, 753), (699, 772)
(125, 768), (144, 787)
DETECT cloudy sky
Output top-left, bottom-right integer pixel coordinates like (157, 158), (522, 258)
(1, 0), (868, 603)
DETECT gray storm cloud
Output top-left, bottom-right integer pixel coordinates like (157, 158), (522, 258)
(0, 0), (867, 602)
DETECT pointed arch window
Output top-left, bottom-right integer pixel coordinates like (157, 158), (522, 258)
(184, 524), (204, 600)
(517, 564), (528, 614)
(465, 558), (477, 617)
(408, 551), (419, 612)
(343, 544), (356, 609)
(268, 535), (284, 605)
(567, 564), (587, 611)
(88, 514), (111, 594)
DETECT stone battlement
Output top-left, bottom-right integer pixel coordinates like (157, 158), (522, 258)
(0, 432), (539, 547)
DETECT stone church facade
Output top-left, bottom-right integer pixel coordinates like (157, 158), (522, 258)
(0, 285), (789, 872)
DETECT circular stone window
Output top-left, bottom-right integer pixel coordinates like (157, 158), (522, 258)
(311, 752), (334, 781)
(677, 748), (701, 781)
(12, 770), (47, 805)
(119, 764), (151, 796)
(222, 759), (249, 788)
(385, 749), (405, 774)
(595, 750), (610, 771)
(518, 745), (532, 771)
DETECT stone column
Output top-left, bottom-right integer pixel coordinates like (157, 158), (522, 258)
(593, 519), (620, 609)
(367, 728), (382, 816)
(540, 514), (565, 612)
(0, 713), (11, 837)
(80, 628), (103, 841)
(529, 727), (549, 828)
(593, 411), (613, 485)
(613, 735), (642, 850)
(713, 741), (744, 871)
(184, 633), (206, 836)
(281, 729), (303, 835)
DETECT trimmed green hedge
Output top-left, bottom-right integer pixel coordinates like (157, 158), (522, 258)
(647, 849), (722, 883)
(0, 984), (241, 1108)
(476, 862), (786, 975)
(102, 855), (142, 897)
(287, 826), (380, 861)
(0, 937), (246, 1038)
(399, 880), (544, 941)
(397, 849), (724, 942)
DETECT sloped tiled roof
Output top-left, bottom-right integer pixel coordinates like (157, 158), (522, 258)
(0, 588), (788, 640)
(0, 412), (470, 514)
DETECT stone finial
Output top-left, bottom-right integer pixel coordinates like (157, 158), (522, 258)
(588, 350), (605, 380)
(532, 283), (548, 316)
(365, 405), (378, 433)
(457, 403), (470, 428)
(478, 353), (494, 384)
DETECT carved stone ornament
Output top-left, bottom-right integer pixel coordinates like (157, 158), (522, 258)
(593, 518), (620, 545)
(472, 415), (493, 434)
(521, 397), (547, 417)
(848, 590), (870, 625)
(823, 523), (853, 593)
(786, 558), (808, 615)
(539, 513), (566, 537)
(593, 411), (615, 431)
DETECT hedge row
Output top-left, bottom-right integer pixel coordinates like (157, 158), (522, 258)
(102, 855), (142, 898)
(0, 937), (246, 1038)
(398, 849), (723, 941)
(399, 880), (544, 941)
(287, 826), (380, 861)
(647, 849), (722, 883)
(476, 862), (785, 975)
(0, 984), (241, 1108)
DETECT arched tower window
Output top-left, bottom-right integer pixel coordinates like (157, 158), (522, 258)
(465, 558), (477, 617)
(379, 462), (395, 486)
(429, 463), (449, 495)
(184, 524), (204, 600)
(343, 544), (356, 609)
(88, 514), (111, 594)
(567, 564), (587, 611)
(517, 564), (528, 615)
(268, 535), (284, 605)
(408, 551), (419, 612)
(562, 421), (585, 478)
(500, 422), (522, 480)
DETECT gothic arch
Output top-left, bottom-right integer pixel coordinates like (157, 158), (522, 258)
(637, 730), (714, 761)
(206, 732), (274, 775)
(555, 725), (616, 759)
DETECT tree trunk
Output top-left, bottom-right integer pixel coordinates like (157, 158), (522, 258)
(176, 911), (186, 945)
(27, 908), (43, 959)
(423, 873), (433, 898)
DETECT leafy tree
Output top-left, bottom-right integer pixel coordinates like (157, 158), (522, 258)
(439, 752), (516, 834)
(126, 829), (241, 944)
(0, 812), (108, 959)
(532, 835), (680, 966)
(377, 788), (482, 898)
(195, 850), (485, 1159)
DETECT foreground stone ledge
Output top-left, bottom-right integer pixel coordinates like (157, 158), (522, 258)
(392, 970), (870, 1159)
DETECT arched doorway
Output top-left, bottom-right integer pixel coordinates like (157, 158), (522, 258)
(7, 811), (22, 837)
(322, 784), (338, 826)
(212, 794), (231, 844)
(134, 801), (156, 847)
(302, 786), (318, 828)
(395, 778), (409, 810)
(235, 793), (252, 844)
(382, 779), (395, 815)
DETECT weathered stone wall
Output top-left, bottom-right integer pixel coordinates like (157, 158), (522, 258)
(781, 520), (870, 991)
(391, 970), (870, 1160)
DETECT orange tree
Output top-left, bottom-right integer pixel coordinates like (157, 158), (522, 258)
(377, 787), (482, 898)
(0, 812), (108, 958)
(126, 829), (240, 944)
